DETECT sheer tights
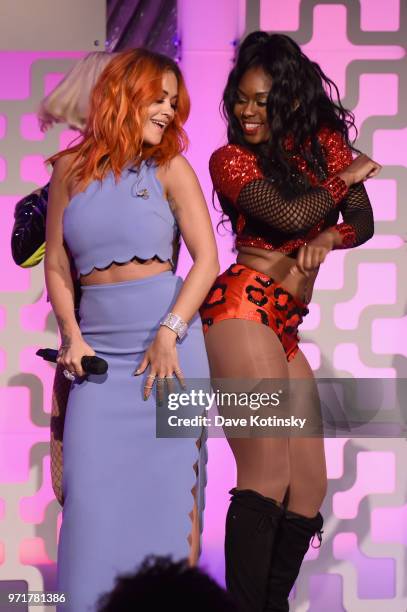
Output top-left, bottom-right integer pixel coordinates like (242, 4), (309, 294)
(204, 319), (327, 518)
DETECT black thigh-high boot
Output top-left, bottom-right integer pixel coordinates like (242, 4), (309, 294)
(225, 488), (285, 612)
(265, 509), (324, 611)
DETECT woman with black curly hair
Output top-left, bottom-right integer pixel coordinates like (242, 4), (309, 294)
(200, 32), (380, 611)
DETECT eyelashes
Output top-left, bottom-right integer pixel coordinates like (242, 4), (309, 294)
(156, 99), (178, 111)
(235, 98), (267, 107)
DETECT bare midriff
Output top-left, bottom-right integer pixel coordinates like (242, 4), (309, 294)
(237, 246), (318, 305)
(80, 258), (172, 286)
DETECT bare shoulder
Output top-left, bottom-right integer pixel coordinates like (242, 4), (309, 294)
(48, 152), (78, 209)
(51, 152), (76, 187)
(156, 155), (198, 202)
(50, 151), (80, 199)
(159, 154), (194, 182)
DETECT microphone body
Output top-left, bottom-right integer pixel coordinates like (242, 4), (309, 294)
(36, 349), (108, 375)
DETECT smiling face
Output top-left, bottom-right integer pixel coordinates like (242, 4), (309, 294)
(233, 66), (272, 145)
(142, 71), (178, 146)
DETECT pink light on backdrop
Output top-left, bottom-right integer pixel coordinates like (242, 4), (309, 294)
(20, 537), (53, 566)
(19, 456), (54, 523)
(260, 0), (401, 32)
(333, 344), (396, 377)
(20, 155), (51, 186)
(366, 180), (397, 221)
(43, 73), (66, 97)
(334, 263), (397, 330)
(372, 315), (407, 359)
(59, 129), (81, 152)
(333, 532), (395, 598)
(300, 343), (321, 370)
(0, 52), (83, 99)
(20, 114), (45, 141)
(314, 251), (347, 290)
(352, 74), (398, 128)
(19, 290), (51, 333)
(0, 114), (6, 138)
(325, 438), (349, 479)
(360, 0), (400, 31)
(0, 388), (49, 483)
(373, 128), (407, 165)
(371, 505), (407, 546)
(19, 346), (55, 416)
(301, 5), (404, 95)
(260, 0), (301, 31)
(301, 302), (320, 331)
(0, 157), (6, 182)
(333, 451), (396, 519)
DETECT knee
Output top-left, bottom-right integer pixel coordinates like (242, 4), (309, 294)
(253, 470), (290, 502)
(289, 471), (327, 504)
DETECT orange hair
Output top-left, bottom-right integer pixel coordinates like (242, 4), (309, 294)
(49, 49), (190, 188)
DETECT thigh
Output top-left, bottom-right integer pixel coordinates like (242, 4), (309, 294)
(287, 348), (327, 485)
(204, 318), (288, 378)
(205, 319), (291, 497)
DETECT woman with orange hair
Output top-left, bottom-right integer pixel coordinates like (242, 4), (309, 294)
(45, 49), (218, 611)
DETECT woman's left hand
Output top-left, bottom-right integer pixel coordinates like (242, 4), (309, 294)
(294, 231), (335, 276)
(134, 326), (186, 402)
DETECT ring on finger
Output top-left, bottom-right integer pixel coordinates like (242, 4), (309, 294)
(63, 369), (75, 381)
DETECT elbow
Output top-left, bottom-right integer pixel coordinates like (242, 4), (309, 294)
(360, 219), (374, 246)
(213, 261), (221, 281)
(194, 252), (220, 283)
(208, 255), (220, 282)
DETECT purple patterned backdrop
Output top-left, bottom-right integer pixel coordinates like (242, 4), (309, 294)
(0, 1), (406, 610)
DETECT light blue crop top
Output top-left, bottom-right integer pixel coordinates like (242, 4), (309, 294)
(63, 161), (178, 276)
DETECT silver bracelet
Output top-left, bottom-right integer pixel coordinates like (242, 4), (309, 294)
(160, 312), (188, 342)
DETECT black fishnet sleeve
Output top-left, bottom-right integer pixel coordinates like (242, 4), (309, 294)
(236, 175), (349, 235)
(332, 182), (374, 249)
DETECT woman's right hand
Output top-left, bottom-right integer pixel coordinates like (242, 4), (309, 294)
(56, 334), (96, 378)
(339, 154), (381, 186)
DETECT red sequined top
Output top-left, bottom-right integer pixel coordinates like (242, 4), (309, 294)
(209, 127), (374, 253)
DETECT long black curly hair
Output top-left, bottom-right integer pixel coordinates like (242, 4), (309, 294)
(217, 31), (357, 231)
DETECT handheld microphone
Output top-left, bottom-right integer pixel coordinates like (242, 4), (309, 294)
(36, 349), (108, 375)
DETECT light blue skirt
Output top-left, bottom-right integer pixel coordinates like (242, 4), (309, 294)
(57, 271), (209, 611)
